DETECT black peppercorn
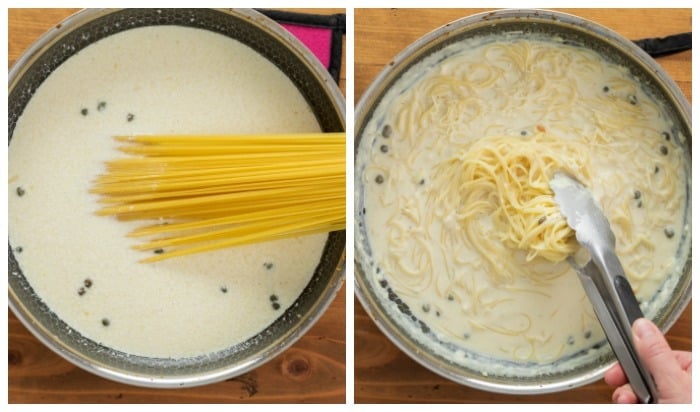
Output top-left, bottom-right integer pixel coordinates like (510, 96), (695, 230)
(660, 145), (668, 155)
(375, 175), (384, 184)
(101, 318), (110, 327)
(81, 108), (88, 116)
(16, 187), (25, 197)
(97, 101), (107, 111)
(126, 113), (135, 122)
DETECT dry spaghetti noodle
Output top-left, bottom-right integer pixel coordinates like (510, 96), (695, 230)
(92, 133), (345, 262)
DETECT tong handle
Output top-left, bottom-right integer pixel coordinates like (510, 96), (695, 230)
(580, 253), (658, 403)
(614, 275), (644, 323)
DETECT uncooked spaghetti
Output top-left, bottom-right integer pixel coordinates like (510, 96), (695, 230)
(92, 133), (345, 262)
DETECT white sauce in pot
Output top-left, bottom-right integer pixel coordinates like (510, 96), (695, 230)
(356, 34), (689, 375)
(9, 26), (328, 359)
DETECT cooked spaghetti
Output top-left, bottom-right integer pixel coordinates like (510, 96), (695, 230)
(92, 132), (345, 262)
(357, 35), (687, 365)
(436, 132), (590, 268)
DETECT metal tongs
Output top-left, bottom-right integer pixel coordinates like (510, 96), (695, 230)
(550, 172), (658, 403)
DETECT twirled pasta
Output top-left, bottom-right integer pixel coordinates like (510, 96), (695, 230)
(435, 133), (589, 266)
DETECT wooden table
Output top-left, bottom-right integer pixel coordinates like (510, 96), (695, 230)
(354, 8), (691, 404)
(8, 8), (346, 404)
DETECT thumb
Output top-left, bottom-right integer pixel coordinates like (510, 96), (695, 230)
(632, 318), (678, 380)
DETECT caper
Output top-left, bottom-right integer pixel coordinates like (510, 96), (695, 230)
(381, 124), (392, 138)
(664, 227), (675, 238)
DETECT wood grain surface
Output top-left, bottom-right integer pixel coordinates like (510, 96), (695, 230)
(8, 8), (346, 404)
(354, 8), (691, 404)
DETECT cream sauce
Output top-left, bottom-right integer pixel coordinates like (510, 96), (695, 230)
(9, 26), (327, 358)
(357, 35), (689, 373)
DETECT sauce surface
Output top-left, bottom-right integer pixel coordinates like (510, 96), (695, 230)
(9, 25), (327, 358)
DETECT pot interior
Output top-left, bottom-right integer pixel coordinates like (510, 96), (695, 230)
(354, 10), (690, 393)
(8, 8), (345, 386)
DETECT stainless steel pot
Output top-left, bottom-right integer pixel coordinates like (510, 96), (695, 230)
(354, 9), (690, 394)
(8, 8), (345, 388)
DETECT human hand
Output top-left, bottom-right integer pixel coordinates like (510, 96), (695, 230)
(603, 317), (691, 403)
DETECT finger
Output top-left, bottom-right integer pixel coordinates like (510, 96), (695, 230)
(674, 350), (692, 371)
(604, 363), (628, 387)
(632, 318), (680, 380)
(612, 384), (639, 404)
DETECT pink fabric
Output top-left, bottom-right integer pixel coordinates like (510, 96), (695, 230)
(281, 23), (332, 68)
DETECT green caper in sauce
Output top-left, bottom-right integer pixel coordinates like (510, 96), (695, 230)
(381, 124), (392, 138)
(664, 227), (675, 238)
